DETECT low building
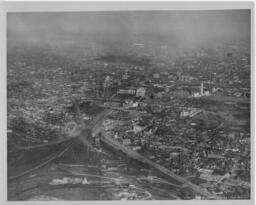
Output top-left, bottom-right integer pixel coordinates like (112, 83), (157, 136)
(103, 102), (121, 107)
(212, 87), (224, 93)
(191, 92), (201, 98)
(133, 124), (145, 134)
(123, 139), (131, 146)
(118, 88), (136, 95)
(122, 73), (129, 80)
(164, 85), (174, 92)
(178, 74), (196, 81)
(200, 173), (223, 182)
(180, 108), (202, 117)
(154, 92), (163, 99)
(153, 73), (160, 79)
(123, 99), (138, 108)
(136, 87), (146, 97)
(204, 91), (211, 96)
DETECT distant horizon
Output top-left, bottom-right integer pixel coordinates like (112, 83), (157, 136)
(7, 10), (250, 55)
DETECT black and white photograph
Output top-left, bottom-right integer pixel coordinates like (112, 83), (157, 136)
(3, 2), (253, 202)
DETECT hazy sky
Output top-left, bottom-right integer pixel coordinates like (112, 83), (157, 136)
(7, 10), (250, 51)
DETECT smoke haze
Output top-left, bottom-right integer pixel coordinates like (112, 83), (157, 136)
(7, 10), (250, 55)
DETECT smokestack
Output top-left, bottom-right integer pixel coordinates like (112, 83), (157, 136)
(200, 82), (204, 95)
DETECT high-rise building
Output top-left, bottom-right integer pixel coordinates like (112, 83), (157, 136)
(103, 76), (112, 98)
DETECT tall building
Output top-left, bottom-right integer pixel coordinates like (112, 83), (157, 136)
(103, 76), (112, 98)
(103, 76), (112, 88)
